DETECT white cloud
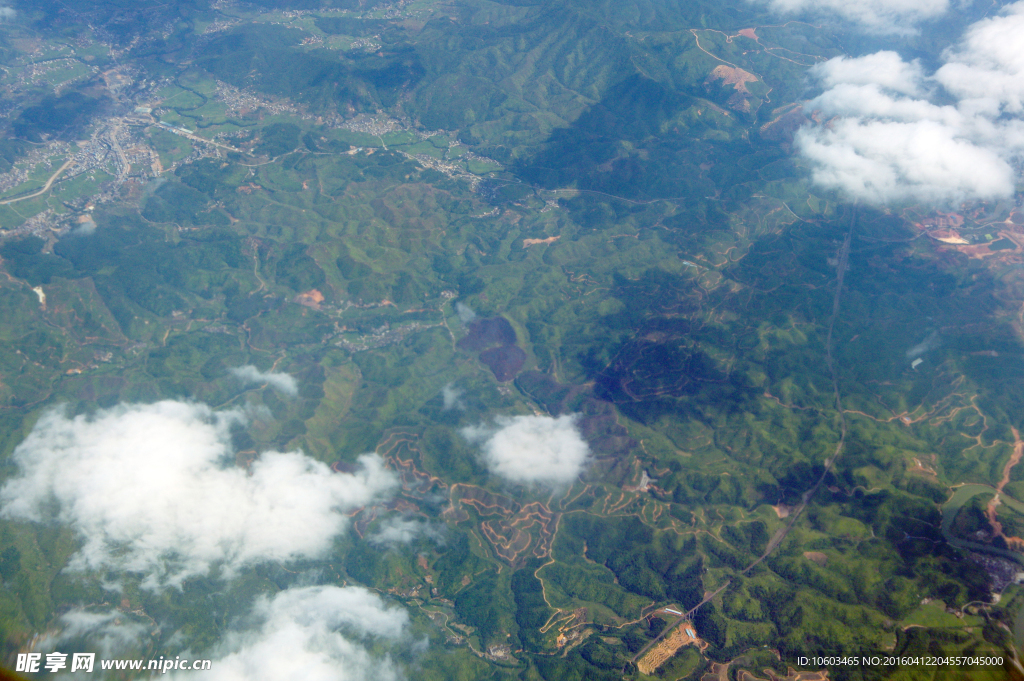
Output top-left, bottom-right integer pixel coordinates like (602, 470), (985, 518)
(46, 610), (150, 658)
(752, 0), (948, 33)
(0, 401), (396, 589)
(50, 587), (411, 681)
(170, 586), (408, 681)
(906, 330), (941, 359)
(934, 3), (1024, 115)
(230, 365), (298, 396)
(461, 414), (589, 488)
(796, 117), (1014, 204)
(367, 517), (443, 547)
(795, 6), (1024, 205)
(441, 383), (464, 411)
(0, 7), (15, 21)
(810, 52), (928, 96)
(71, 221), (97, 236)
(455, 302), (476, 324)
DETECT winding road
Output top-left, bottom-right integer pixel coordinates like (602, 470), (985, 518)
(743, 208), (856, 573)
(0, 157), (75, 205)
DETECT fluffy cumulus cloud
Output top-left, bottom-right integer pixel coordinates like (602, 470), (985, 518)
(934, 4), (1024, 115)
(808, 51), (928, 95)
(230, 365), (299, 396)
(462, 414), (590, 488)
(796, 5), (1024, 205)
(171, 586), (409, 681)
(0, 401), (396, 588)
(0, 6), (14, 21)
(754, 0), (948, 33)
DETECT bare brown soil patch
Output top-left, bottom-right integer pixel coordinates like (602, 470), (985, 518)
(927, 229), (969, 244)
(802, 551), (828, 566)
(707, 65), (758, 94)
(727, 93), (753, 113)
(523, 235), (560, 247)
(953, 231), (1022, 259)
(701, 662), (731, 681)
(295, 289), (324, 309)
(637, 622), (704, 675)
(909, 456), (939, 480)
(985, 426), (1024, 549)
